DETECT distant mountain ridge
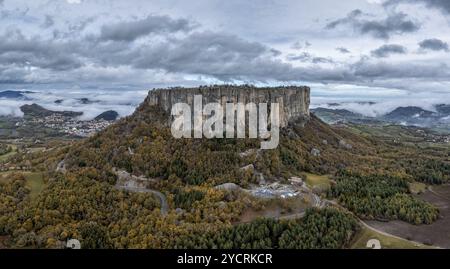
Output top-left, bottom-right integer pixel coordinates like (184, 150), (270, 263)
(436, 104), (450, 115)
(20, 104), (83, 118)
(312, 104), (450, 132)
(77, 98), (100, 105)
(0, 90), (34, 99)
(383, 106), (436, 120)
(95, 110), (119, 121)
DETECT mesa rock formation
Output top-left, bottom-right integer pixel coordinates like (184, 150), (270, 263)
(145, 85), (311, 128)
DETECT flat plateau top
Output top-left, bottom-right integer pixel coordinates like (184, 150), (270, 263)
(148, 85), (310, 94)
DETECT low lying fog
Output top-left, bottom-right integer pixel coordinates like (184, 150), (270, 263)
(0, 90), (149, 120)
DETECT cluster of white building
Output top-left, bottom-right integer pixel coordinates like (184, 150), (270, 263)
(23, 115), (114, 138)
(59, 119), (113, 137)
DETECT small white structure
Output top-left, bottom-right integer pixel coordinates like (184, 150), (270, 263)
(366, 239), (382, 249)
(66, 239), (81, 249)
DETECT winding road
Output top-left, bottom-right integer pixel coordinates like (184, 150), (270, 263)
(111, 168), (168, 216)
(116, 185), (169, 216)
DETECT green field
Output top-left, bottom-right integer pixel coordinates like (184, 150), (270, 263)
(0, 144), (17, 161)
(304, 173), (331, 189)
(24, 172), (45, 200)
(351, 226), (434, 249)
(0, 171), (45, 201)
(409, 182), (427, 195)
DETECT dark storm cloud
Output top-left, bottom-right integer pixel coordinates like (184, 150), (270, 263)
(371, 44), (407, 58)
(419, 38), (449, 52)
(99, 15), (195, 42)
(336, 47), (351, 54)
(326, 9), (420, 39)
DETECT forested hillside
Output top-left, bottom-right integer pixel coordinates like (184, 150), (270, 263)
(1, 89), (449, 249)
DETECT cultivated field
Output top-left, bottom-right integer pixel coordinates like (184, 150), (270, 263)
(366, 185), (450, 248)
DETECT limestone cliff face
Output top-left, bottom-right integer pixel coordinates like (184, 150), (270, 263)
(145, 85), (310, 127)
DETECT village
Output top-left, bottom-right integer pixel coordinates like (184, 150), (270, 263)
(17, 113), (115, 138)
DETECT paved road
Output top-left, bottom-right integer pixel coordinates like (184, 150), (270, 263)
(116, 186), (169, 216)
(429, 186), (450, 202)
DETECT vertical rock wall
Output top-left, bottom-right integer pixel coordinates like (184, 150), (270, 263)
(146, 85), (310, 127)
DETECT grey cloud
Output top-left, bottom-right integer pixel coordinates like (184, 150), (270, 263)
(128, 31), (289, 80)
(269, 49), (282, 57)
(326, 9), (364, 29)
(1, 25), (446, 91)
(336, 47), (351, 54)
(52, 17), (96, 40)
(371, 44), (407, 58)
(351, 59), (450, 81)
(0, 30), (83, 71)
(387, 0), (450, 14)
(0, 27), (296, 84)
(0, 66), (30, 84)
(286, 52), (313, 61)
(68, 17), (95, 33)
(291, 40), (311, 50)
(42, 15), (54, 28)
(99, 15), (195, 42)
(419, 38), (449, 52)
(287, 52), (334, 64)
(312, 57), (334, 64)
(412, 0), (450, 14)
(326, 10), (420, 39)
(1, 6), (450, 95)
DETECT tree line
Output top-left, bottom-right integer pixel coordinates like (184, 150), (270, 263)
(329, 170), (439, 224)
(172, 208), (359, 249)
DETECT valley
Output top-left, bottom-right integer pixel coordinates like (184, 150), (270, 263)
(312, 104), (450, 135)
(0, 103), (118, 140)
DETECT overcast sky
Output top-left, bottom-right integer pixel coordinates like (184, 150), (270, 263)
(1, 0), (450, 104)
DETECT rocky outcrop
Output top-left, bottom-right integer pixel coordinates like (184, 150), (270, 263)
(145, 85), (310, 128)
(214, 183), (242, 191)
